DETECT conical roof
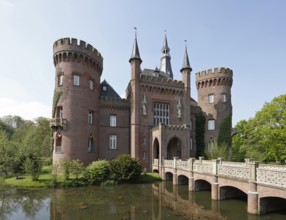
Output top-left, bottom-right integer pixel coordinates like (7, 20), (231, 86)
(180, 46), (192, 72)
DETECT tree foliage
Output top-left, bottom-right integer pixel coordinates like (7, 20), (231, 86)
(83, 160), (110, 185)
(232, 94), (286, 162)
(0, 115), (52, 177)
(109, 154), (142, 183)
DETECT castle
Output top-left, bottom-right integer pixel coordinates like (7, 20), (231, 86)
(50, 34), (233, 170)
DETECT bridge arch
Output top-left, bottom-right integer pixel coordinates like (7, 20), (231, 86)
(260, 197), (286, 214)
(167, 136), (182, 159)
(195, 179), (211, 191)
(165, 172), (173, 181)
(178, 175), (188, 185)
(219, 186), (247, 200)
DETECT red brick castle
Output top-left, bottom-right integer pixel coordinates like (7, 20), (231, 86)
(50, 34), (233, 170)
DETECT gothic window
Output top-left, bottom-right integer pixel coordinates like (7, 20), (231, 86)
(208, 119), (215, 130)
(73, 74), (80, 86)
(153, 103), (169, 125)
(208, 94), (214, 104)
(109, 135), (117, 149)
(88, 135), (94, 152)
(55, 132), (62, 153)
(110, 115), (116, 127)
(88, 111), (94, 125)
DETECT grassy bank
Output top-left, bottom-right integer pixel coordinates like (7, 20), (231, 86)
(2, 166), (161, 188)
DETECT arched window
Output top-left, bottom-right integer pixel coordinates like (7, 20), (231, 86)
(88, 134), (94, 152)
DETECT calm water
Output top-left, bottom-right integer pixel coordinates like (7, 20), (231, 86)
(1, 182), (286, 220)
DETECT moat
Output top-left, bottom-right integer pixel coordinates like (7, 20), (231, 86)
(1, 182), (286, 220)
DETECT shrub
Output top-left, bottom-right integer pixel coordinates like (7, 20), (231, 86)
(110, 154), (142, 183)
(24, 154), (43, 181)
(70, 159), (84, 179)
(60, 159), (71, 180)
(83, 160), (110, 185)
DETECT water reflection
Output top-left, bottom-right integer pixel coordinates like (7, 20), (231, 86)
(1, 183), (286, 220)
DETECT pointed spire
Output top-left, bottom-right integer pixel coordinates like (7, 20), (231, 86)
(129, 27), (142, 63)
(161, 33), (170, 53)
(180, 40), (192, 72)
(159, 32), (173, 78)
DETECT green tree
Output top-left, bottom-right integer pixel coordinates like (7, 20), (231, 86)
(24, 153), (43, 181)
(0, 130), (14, 175)
(233, 94), (286, 162)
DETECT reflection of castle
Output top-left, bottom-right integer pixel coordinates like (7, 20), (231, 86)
(51, 34), (233, 169)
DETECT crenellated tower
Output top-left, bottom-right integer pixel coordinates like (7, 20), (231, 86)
(51, 38), (103, 165)
(196, 67), (233, 150)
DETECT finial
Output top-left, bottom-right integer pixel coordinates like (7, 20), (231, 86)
(134, 27), (137, 38)
(184, 40), (187, 47)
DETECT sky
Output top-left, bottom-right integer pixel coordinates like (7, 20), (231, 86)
(0, 0), (285, 126)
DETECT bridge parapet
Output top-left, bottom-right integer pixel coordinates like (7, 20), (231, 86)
(154, 158), (286, 189)
(257, 166), (286, 188)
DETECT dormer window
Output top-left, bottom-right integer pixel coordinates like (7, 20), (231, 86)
(103, 85), (107, 91)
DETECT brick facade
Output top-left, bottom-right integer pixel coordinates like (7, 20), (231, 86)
(51, 36), (233, 170)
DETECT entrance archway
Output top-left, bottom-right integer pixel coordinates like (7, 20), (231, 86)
(167, 137), (182, 159)
(153, 138), (159, 159)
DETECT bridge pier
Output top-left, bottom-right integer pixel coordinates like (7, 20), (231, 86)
(247, 181), (258, 214)
(188, 177), (195, 191)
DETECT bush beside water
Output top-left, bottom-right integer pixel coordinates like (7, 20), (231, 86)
(2, 154), (161, 188)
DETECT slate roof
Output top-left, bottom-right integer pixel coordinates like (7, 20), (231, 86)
(141, 68), (172, 79)
(100, 80), (121, 99)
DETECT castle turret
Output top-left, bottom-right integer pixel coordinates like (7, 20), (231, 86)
(196, 67), (233, 150)
(180, 45), (192, 123)
(51, 38), (103, 165)
(159, 35), (173, 79)
(129, 33), (142, 159)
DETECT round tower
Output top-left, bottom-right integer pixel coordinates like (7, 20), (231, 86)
(51, 38), (103, 165)
(195, 67), (233, 149)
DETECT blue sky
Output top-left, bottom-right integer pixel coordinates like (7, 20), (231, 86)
(0, 0), (285, 126)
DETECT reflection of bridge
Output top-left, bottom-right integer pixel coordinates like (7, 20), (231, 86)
(152, 157), (286, 214)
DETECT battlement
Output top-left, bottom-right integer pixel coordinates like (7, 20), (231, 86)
(53, 38), (103, 65)
(195, 67), (233, 81)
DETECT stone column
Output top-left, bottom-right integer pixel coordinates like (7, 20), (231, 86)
(188, 158), (195, 191)
(247, 161), (259, 214)
(211, 159), (219, 200)
(173, 157), (178, 185)
(211, 181), (219, 200)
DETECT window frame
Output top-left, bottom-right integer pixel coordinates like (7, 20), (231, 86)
(153, 102), (170, 126)
(88, 110), (94, 125)
(110, 115), (117, 127)
(58, 73), (64, 86)
(109, 135), (117, 150)
(89, 79), (94, 91)
(73, 74), (80, 86)
(208, 94), (214, 104)
(208, 119), (215, 130)
(222, 94), (227, 103)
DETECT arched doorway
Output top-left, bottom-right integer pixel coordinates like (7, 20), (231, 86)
(153, 138), (159, 159)
(167, 137), (182, 159)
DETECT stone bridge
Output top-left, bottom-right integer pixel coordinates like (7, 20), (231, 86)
(152, 157), (286, 215)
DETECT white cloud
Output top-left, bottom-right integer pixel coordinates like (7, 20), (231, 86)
(0, 98), (51, 120)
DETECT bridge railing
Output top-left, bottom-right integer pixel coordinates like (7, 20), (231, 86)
(154, 157), (286, 188)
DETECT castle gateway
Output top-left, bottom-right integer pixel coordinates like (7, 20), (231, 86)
(50, 35), (233, 170)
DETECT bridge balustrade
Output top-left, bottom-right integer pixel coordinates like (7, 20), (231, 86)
(153, 157), (286, 215)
